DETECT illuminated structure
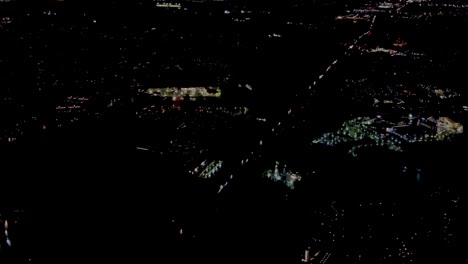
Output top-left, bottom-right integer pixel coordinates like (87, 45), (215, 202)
(301, 248), (331, 263)
(156, 2), (182, 9)
(0, 216), (11, 248)
(263, 162), (301, 189)
(313, 115), (464, 157)
(199, 160), (223, 179)
(436, 117), (463, 135)
(191, 160), (224, 179)
(145, 87), (221, 100)
(302, 248), (310, 262)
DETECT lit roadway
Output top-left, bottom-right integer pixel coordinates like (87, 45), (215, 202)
(309, 14), (376, 92)
(216, 1), (406, 196)
(396, 0), (411, 13)
(218, 11), (381, 195)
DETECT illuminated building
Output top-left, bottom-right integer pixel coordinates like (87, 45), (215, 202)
(263, 162), (301, 189)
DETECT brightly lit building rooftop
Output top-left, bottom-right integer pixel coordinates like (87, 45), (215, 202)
(146, 86), (221, 100)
